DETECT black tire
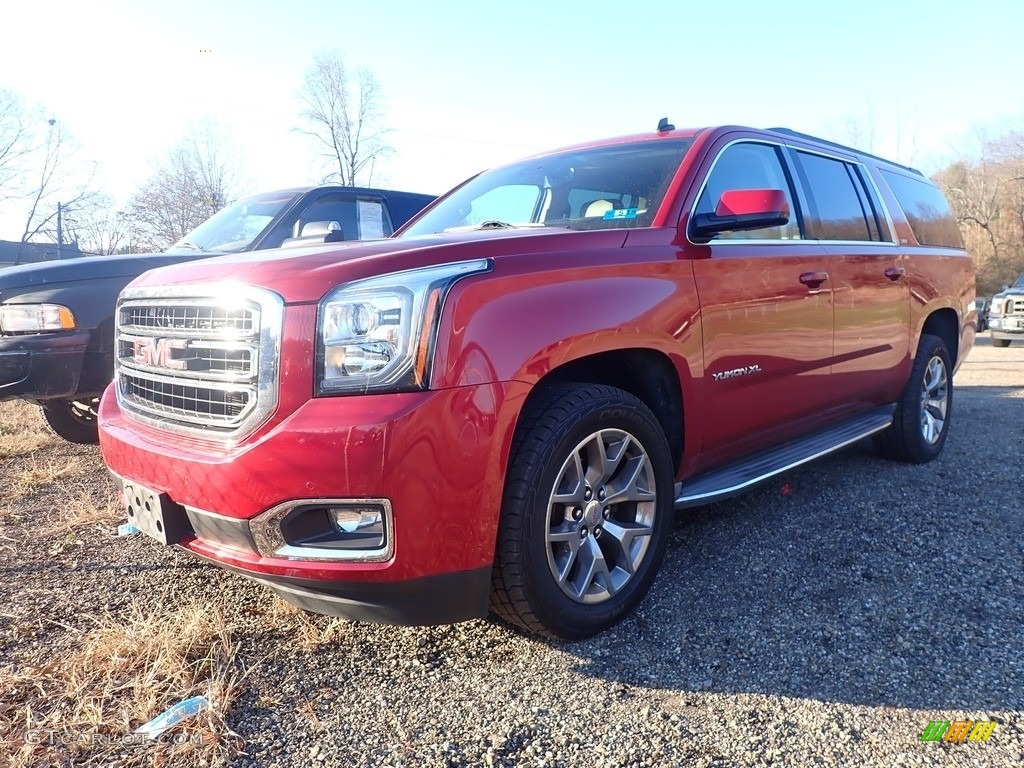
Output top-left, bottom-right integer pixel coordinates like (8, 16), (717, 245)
(41, 398), (100, 444)
(992, 338), (1011, 348)
(490, 383), (674, 640)
(874, 334), (952, 463)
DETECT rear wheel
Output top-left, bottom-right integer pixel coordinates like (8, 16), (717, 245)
(992, 338), (1011, 348)
(490, 384), (674, 639)
(41, 397), (100, 444)
(874, 334), (952, 463)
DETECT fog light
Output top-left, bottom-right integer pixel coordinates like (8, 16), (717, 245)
(329, 506), (383, 535)
(250, 498), (393, 561)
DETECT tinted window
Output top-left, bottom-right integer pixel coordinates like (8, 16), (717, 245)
(880, 170), (963, 249)
(297, 195), (395, 240)
(796, 152), (877, 241)
(694, 142), (801, 240)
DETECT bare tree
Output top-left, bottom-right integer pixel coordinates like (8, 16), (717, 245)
(63, 194), (127, 255)
(127, 126), (242, 250)
(933, 128), (1024, 295)
(19, 119), (98, 247)
(299, 52), (391, 186)
(0, 89), (33, 202)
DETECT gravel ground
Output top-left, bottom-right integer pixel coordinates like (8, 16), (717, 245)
(1, 336), (1022, 767)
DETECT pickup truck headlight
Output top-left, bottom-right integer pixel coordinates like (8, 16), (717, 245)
(0, 303), (76, 334)
(317, 259), (490, 395)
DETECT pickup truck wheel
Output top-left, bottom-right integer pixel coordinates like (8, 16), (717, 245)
(992, 338), (1011, 348)
(874, 333), (952, 463)
(41, 398), (100, 444)
(491, 384), (674, 639)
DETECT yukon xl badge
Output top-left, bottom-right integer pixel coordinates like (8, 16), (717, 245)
(712, 364), (763, 382)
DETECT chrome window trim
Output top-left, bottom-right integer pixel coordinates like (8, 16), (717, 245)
(249, 497), (394, 562)
(686, 136), (901, 248)
(789, 144), (899, 246)
(114, 283), (283, 443)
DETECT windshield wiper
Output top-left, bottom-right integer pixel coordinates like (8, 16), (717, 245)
(442, 221), (553, 234)
(176, 241), (206, 251)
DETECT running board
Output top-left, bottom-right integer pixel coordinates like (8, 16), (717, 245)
(674, 405), (895, 509)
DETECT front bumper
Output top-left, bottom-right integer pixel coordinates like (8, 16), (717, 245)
(0, 330), (92, 401)
(988, 315), (1024, 338)
(989, 323), (1024, 341)
(99, 378), (526, 625)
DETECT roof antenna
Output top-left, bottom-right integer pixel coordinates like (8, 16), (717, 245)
(657, 117), (674, 133)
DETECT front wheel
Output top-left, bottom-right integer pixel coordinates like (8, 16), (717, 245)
(41, 397), (100, 444)
(490, 384), (674, 639)
(992, 337), (1011, 348)
(874, 334), (952, 463)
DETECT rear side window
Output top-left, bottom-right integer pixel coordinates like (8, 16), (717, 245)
(880, 170), (963, 249)
(793, 152), (883, 242)
(694, 142), (802, 241)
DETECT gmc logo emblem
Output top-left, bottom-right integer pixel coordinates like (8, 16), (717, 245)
(132, 338), (203, 370)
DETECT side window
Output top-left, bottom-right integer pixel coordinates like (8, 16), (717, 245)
(694, 142), (801, 240)
(795, 152), (877, 241)
(879, 169), (964, 249)
(297, 195), (395, 240)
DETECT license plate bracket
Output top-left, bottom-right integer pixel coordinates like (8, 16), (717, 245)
(123, 481), (193, 545)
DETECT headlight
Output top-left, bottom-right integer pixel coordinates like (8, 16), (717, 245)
(0, 303), (76, 333)
(317, 259), (491, 395)
(989, 301), (1003, 317)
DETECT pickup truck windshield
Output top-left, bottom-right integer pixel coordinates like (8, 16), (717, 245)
(170, 190), (302, 252)
(401, 139), (693, 237)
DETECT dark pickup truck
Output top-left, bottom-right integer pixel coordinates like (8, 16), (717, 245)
(0, 186), (435, 442)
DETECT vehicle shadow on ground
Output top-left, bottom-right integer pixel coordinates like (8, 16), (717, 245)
(568, 385), (1024, 712)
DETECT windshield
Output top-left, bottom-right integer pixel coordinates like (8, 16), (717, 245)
(401, 139), (693, 237)
(172, 190), (302, 252)
(1015, 274), (1024, 288)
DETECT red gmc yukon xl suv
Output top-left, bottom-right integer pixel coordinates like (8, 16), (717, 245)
(98, 123), (975, 639)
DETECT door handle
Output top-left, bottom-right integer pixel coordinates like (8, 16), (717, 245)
(799, 271), (829, 288)
(884, 266), (906, 281)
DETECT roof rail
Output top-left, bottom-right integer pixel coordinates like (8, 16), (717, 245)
(767, 127), (924, 177)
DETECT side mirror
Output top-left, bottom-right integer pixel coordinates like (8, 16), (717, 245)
(300, 220), (346, 242)
(691, 189), (790, 239)
(280, 220), (346, 248)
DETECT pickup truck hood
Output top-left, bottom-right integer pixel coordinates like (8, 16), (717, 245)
(127, 228), (630, 304)
(0, 250), (222, 292)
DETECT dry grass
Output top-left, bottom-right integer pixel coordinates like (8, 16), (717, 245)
(0, 601), (244, 767)
(0, 402), (54, 459)
(267, 597), (349, 649)
(5, 453), (84, 499)
(35, 487), (121, 537)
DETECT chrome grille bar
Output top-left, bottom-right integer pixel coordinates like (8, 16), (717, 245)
(114, 285), (283, 440)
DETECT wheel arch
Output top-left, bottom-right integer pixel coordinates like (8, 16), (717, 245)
(515, 348), (685, 474)
(920, 308), (960, 367)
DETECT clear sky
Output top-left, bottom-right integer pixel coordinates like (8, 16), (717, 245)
(1, 0), (1022, 242)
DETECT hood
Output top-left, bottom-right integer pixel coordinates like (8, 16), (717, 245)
(0, 250), (220, 291)
(127, 228), (629, 303)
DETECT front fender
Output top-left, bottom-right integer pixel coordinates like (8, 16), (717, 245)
(432, 260), (702, 389)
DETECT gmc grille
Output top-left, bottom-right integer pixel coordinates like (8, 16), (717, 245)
(115, 287), (283, 439)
